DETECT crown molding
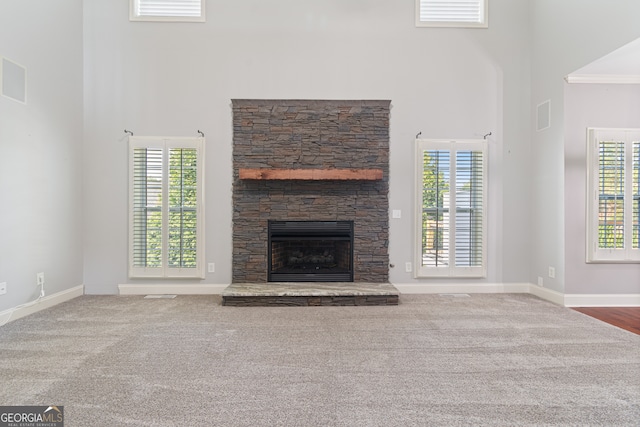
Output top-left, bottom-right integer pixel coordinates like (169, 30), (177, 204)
(565, 74), (640, 84)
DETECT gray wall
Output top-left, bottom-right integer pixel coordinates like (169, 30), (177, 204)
(564, 83), (640, 294)
(0, 0), (84, 311)
(3, 0), (639, 302)
(530, 0), (640, 293)
(82, 0), (534, 293)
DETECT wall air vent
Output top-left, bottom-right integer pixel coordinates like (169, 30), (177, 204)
(1, 57), (27, 104)
(537, 100), (550, 132)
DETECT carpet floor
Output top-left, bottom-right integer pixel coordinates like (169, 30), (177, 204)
(0, 293), (639, 426)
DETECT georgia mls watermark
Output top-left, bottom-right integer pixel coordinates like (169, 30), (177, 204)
(0, 406), (63, 427)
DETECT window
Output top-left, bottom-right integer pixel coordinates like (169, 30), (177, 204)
(586, 128), (640, 263)
(129, 137), (205, 278)
(130, 0), (205, 22)
(415, 139), (487, 277)
(416, 0), (488, 28)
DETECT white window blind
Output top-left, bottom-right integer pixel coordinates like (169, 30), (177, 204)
(586, 128), (640, 262)
(130, 0), (205, 22)
(415, 139), (487, 277)
(129, 137), (205, 278)
(416, 0), (488, 28)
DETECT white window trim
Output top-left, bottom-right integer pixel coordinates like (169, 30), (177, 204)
(415, 0), (488, 28)
(414, 139), (488, 278)
(128, 136), (205, 278)
(130, 0), (206, 23)
(586, 128), (640, 263)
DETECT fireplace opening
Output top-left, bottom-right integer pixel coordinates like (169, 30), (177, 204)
(268, 221), (354, 282)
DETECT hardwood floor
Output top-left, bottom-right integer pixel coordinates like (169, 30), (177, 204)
(573, 307), (640, 335)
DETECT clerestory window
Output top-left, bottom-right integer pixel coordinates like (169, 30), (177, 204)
(416, 0), (488, 28)
(130, 0), (205, 22)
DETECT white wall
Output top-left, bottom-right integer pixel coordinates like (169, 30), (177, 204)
(530, 0), (640, 293)
(0, 0), (84, 310)
(82, 0), (533, 293)
(564, 83), (640, 294)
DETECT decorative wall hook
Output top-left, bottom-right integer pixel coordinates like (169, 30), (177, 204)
(124, 129), (134, 136)
(197, 130), (205, 137)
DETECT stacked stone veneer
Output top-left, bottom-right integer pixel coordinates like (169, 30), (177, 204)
(232, 99), (390, 283)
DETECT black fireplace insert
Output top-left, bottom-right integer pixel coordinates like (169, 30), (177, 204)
(268, 220), (354, 282)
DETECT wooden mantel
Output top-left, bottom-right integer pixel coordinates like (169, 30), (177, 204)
(239, 168), (383, 181)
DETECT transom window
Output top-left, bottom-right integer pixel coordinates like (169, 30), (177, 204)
(130, 0), (205, 22)
(586, 128), (640, 263)
(416, 0), (488, 28)
(415, 139), (487, 277)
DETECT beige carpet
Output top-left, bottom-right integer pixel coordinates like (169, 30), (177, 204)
(0, 293), (639, 426)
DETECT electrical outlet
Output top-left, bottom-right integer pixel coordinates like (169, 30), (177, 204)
(37, 272), (45, 297)
(0, 282), (6, 295)
(208, 263), (215, 273)
(537, 276), (543, 287)
(392, 210), (402, 219)
(548, 266), (555, 279)
(405, 262), (412, 273)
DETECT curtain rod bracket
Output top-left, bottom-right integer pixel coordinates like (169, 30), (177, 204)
(484, 132), (492, 140)
(124, 129), (133, 136)
(197, 130), (205, 137)
(416, 131), (422, 139)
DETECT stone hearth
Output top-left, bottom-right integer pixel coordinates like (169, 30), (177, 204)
(222, 282), (399, 307)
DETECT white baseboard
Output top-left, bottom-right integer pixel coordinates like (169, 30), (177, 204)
(564, 293), (640, 307)
(0, 285), (84, 326)
(118, 283), (229, 295)
(527, 284), (566, 306)
(393, 282), (639, 307)
(392, 282), (530, 295)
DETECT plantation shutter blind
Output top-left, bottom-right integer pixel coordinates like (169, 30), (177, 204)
(419, 0), (484, 23)
(634, 142), (640, 250)
(454, 149), (485, 268)
(167, 147), (199, 269)
(132, 145), (163, 269)
(597, 140), (625, 249)
(421, 150), (451, 268)
(137, 0), (201, 17)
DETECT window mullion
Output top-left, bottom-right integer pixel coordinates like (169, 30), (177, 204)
(161, 141), (170, 276)
(449, 147), (457, 272)
(625, 137), (634, 256)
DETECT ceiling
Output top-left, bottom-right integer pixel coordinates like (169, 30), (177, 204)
(567, 37), (640, 83)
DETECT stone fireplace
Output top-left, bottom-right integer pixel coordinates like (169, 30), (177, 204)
(232, 99), (390, 284)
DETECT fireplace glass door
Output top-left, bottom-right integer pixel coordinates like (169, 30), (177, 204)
(268, 221), (354, 282)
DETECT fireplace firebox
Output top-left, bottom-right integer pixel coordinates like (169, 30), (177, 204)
(268, 221), (354, 282)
